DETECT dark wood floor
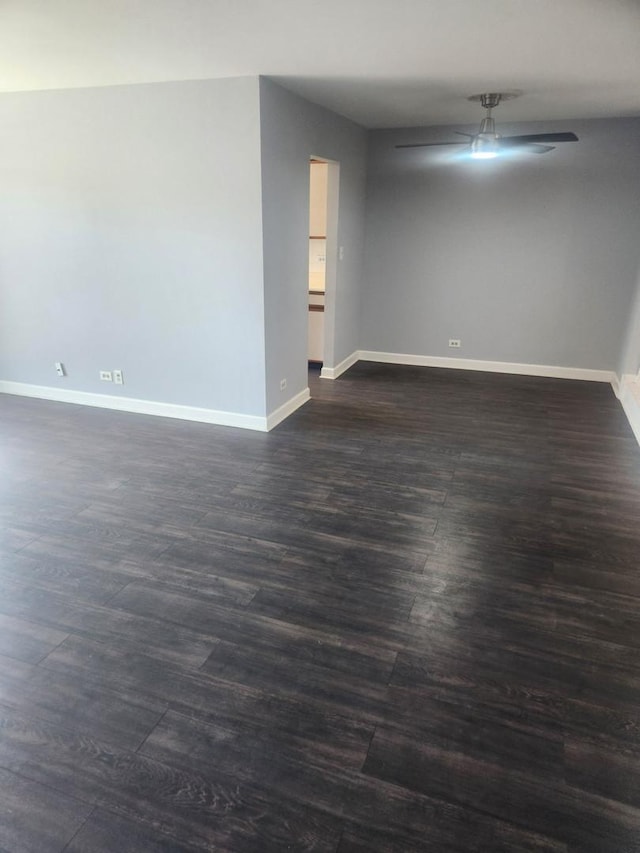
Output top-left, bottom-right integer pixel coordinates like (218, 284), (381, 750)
(1, 363), (640, 852)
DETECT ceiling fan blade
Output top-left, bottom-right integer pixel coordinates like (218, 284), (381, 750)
(514, 143), (555, 154)
(500, 132), (579, 145)
(395, 141), (468, 149)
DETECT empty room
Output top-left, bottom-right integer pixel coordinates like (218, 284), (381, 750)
(1, 1), (640, 851)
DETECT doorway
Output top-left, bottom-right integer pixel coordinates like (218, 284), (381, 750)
(307, 157), (339, 387)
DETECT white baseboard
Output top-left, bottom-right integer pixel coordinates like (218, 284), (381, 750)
(619, 375), (640, 446)
(0, 381), (268, 432)
(3, 358), (625, 437)
(266, 387), (310, 431)
(611, 374), (621, 398)
(357, 351), (617, 385)
(320, 350), (359, 380)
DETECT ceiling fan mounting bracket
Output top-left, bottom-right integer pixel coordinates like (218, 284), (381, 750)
(468, 92), (521, 109)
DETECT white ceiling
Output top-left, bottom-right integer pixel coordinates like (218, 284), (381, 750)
(1, 0), (640, 128)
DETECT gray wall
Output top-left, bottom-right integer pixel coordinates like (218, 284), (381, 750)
(258, 78), (368, 414)
(0, 77), (267, 415)
(362, 118), (640, 372)
(4, 76), (637, 431)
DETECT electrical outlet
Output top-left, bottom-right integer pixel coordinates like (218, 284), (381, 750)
(448, 339), (461, 348)
(280, 378), (287, 391)
(113, 369), (124, 385)
(99, 370), (113, 382)
(54, 362), (65, 377)
(339, 246), (345, 261)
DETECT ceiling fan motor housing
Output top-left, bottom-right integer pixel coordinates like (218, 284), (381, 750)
(471, 115), (501, 157)
(478, 116), (498, 137)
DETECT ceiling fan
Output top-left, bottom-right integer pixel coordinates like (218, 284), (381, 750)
(396, 93), (579, 159)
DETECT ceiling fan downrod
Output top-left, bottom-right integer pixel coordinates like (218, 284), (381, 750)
(478, 93), (500, 134)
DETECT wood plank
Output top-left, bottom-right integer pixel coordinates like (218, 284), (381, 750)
(0, 765), (92, 852)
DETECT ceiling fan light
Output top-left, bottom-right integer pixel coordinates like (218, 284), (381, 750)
(471, 150), (499, 160)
